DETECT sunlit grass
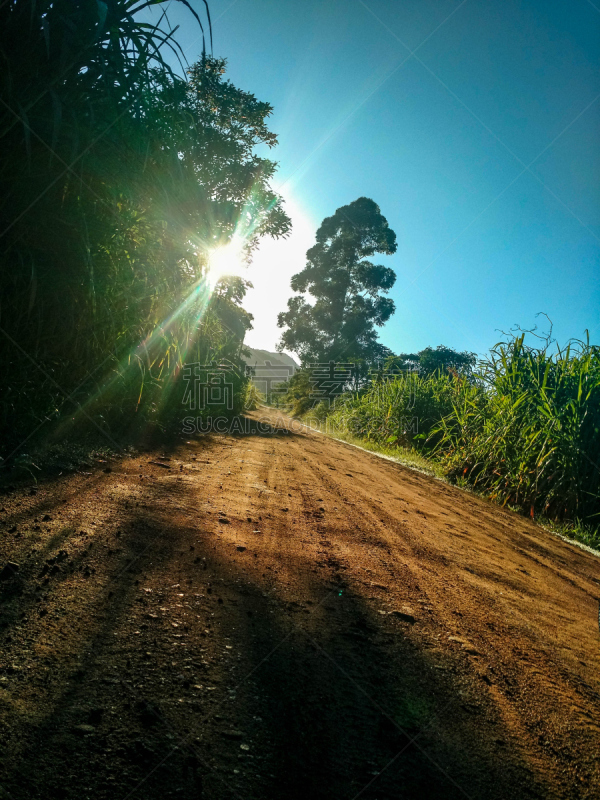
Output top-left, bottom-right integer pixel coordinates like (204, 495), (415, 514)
(300, 413), (444, 478)
(540, 518), (600, 553)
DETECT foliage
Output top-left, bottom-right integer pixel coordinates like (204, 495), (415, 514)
(277, 342), (466, 420)
(320, 330), (600, 528)
(417, 345), (477, 377)
(0, 2), (290, 455)
(327, 371), (457, 449)
(385, 346), (477, 378)
(184, 57), (290, 250)
(277, 197), (397, 363)
(275, 369), (316, 417)
(433, 332), (600, 524)
(243, 381), (264, 412)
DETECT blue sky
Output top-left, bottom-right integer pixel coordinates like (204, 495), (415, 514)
(152, 0), (599, 357)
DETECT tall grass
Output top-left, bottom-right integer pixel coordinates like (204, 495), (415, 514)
(322, 333), (600, 528)
(434, 333), (600, 524)
(243, 382), (265, 412)
(327, 371), (456, 449)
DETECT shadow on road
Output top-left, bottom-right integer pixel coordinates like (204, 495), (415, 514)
(0, 430), (544, 800)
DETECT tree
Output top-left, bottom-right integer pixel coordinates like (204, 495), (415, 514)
(184, 57), (291, 254)
(415, 345), (477, 377)
(384, 346), (477, 378)
(277, 197), (397, 364)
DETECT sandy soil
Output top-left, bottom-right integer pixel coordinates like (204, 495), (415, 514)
(0, 408), (598, 800)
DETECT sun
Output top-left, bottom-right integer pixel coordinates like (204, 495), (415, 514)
(208, 242), (246, 288)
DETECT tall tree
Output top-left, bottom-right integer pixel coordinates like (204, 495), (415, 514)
(277, 197), (397, 363)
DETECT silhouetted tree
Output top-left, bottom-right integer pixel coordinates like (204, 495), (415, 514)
(277, 197), (397, 364)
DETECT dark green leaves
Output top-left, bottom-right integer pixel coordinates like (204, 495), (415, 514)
(278, 197), (397, 364)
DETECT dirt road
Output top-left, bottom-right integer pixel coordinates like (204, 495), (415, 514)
(0, 408), (598, 799)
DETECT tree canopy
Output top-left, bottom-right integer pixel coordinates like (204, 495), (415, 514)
(385, 346), (477, 378)
(277, 197), (397, 364)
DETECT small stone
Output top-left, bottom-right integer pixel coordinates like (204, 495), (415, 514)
(73, 724), (96, 735)
(236, 546), (246, 552)
(221, 730), (243, 739)
(390, 609), (416, 624)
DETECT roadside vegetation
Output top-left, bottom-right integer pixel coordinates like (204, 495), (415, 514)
(0, 0), (289, 461)
(274, 196), (599, 549)
(278, 322), (600, 549)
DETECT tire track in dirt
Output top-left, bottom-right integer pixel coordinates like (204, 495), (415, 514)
(0, 409), (598, 798)
(285, 421), (600, 794)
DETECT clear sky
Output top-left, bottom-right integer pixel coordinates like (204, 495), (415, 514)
(150, 0), (599, 357)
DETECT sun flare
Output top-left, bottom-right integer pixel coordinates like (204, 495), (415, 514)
(208, 242), (246, 287)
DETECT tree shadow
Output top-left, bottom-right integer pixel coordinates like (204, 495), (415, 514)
(0, 433), (550, 800)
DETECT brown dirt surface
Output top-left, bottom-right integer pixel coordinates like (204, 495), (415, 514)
(0, 407), (598, 800)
